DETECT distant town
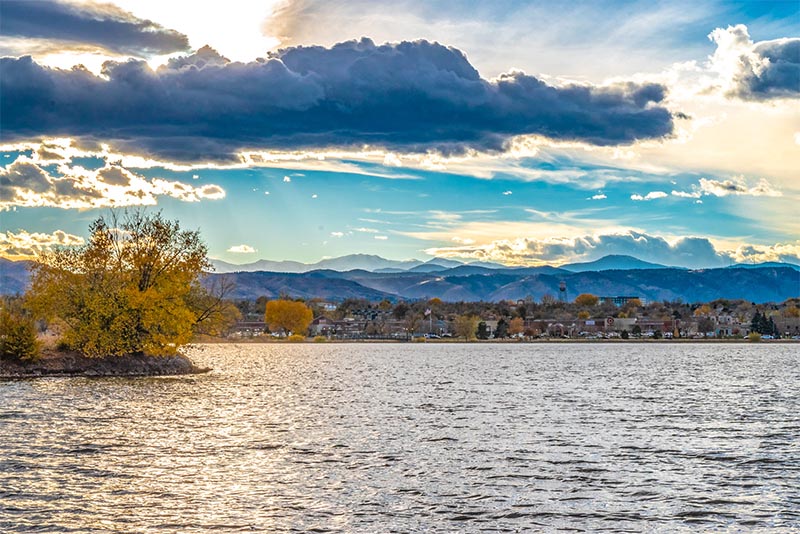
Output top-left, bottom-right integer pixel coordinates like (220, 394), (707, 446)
(228, 294), (800, 341)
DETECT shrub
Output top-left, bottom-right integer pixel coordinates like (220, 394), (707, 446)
(0, 308), (41, 361)
(313, 335), (327, 343)
(287, 334), (306, 343)
(747, 332), (762, 342)
(413, 336), (427, 342)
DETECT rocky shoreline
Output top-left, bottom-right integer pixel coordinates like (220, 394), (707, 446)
(0, 350), (211, 379)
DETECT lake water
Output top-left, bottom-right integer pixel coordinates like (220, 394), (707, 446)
(1, 343), (799, 532)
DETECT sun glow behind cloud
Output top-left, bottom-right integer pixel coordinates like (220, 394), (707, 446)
(96, 0), (282, 63)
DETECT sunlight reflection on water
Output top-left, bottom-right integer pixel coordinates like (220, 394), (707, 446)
(1, 343), (799, 532)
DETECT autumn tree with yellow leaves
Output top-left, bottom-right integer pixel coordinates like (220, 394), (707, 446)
(26, 210), (239, 357)
(265, 299), (313, 336)
(574, 293), (599, 307)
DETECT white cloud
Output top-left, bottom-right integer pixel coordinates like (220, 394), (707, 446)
(374, 235), (389, 240)
(330, 231), (344, 237)
(0, 229), (84, 259)
(728, 241), (800, 265)
(283, 176), (291, 182)
(311, 193), (318, 198)
(383, 153), (402, 167)
(227, 244), (256, 253)
(588, 193), (607, 200)
(631, 191), (668, 201)
(502, 190), (513, 195)
(0, 157), (225, 210)
(697, 176), (781, 197)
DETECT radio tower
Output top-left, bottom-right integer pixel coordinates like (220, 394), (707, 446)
(558, 280), (567, 303)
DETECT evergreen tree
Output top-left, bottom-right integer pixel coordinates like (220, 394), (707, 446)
(495, 318), (508, 338)
(768, 316), (777, 337)
(751, 311), (762, 334)
(476, 321), (489, 340)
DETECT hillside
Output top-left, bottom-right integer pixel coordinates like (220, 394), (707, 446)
(0, 258), (32, 295)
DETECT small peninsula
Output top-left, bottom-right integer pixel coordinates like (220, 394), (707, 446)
(0, 210), (237, 379)
(0, 349), (209, 379)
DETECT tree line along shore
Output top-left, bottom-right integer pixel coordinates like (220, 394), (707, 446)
(2, 211), (798, 378)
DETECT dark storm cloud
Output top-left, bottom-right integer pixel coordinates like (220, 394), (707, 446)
(736, 38), (800, 100)
(0, 39), (676, 162)
(0, 0), (189, 56)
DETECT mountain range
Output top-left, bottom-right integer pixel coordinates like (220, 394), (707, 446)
(2, 255), (798, 303)
(209, 254), (507, 274)
(204, 264), (798, 303)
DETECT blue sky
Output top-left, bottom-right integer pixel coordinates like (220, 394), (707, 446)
(1, 0), (798, 268)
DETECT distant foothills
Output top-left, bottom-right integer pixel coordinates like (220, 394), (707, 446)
(2, 253), (798, 304)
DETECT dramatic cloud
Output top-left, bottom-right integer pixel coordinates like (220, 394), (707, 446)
(0, 39), (675, 162)
(709, 25), (800, 101)
(424, 231), (740, 268)
(0, 157), (225, 210)
(0, 229), (84, 259)
(0, 0), (189, 57)
(631, 191), (668, 201)
(227, 244), (256, 253)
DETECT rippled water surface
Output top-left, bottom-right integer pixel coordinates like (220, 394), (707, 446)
(2, 343), (799, 532)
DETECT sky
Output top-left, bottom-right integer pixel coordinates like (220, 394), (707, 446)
(0, 0), (798, 269)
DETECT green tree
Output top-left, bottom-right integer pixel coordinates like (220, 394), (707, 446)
(476, 321), (490, 340)
(0, 305), (40, 361)
(750, 311), (762, 333)
(27, 210), (228, 357)
(265, 299), (313, 335)
(494, 318), (508, 338)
